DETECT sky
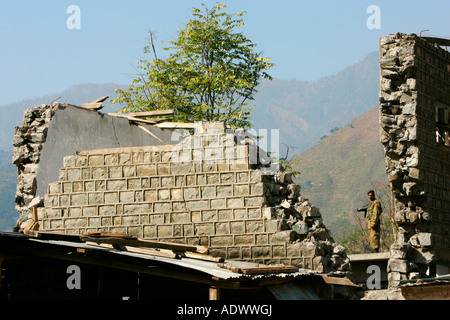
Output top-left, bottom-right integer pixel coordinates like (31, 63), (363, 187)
(0, 0), (449, 106)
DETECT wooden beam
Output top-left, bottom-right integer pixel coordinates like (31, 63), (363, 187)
(80, 234), (209, 254)
(125, 109), (174, 117)
(217, 263), (298, 274)
(154, 122), (196, 129)
(106, 113), (157, 124)
(319, 274), (360, 287)
(176, 251), (224, 263)
(136, 124), (163, 143)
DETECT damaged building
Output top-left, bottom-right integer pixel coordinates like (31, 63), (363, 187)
(378, 33), (450, 297)
(1, 31), (449, 300)
(1, 103), (355, 300)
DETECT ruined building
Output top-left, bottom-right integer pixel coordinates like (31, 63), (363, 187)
(11, 103), (350, 279)
(379, 33), (450, 286)
(6, 32), (448, 300)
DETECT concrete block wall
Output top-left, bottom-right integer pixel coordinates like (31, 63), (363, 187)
(37, 122), (350, 273)
(41, 144), (266, 247)
(379, 33), (450, 284)
(12, 103), (174, 230)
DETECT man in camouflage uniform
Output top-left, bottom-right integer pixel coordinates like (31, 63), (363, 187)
(365, 190), (382, 252)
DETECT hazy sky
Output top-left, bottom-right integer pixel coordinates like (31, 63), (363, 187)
(0, 0), (449, 106)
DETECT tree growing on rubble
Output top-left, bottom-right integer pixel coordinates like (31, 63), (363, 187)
(112, 3), (273, 129)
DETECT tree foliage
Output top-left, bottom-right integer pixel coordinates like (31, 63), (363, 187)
(112, 3), (273, 129)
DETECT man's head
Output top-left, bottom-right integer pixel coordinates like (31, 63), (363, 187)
(368, 190), (376, 201)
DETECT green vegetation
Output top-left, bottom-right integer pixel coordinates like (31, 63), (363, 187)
(112, 3), (273, 129)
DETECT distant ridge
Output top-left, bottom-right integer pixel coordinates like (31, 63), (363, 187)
(251, 51), (379, 154)
(0, 51), (379, 153)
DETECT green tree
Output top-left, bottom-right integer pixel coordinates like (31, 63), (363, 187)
(112, 3), (273, 129)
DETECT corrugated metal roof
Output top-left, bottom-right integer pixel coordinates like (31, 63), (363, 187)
(1, 231), (316, 282)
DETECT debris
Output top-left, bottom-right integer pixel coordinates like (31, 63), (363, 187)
(81, 96), (109, 110)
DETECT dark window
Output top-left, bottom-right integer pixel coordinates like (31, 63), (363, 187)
(436, 101), (450, 147)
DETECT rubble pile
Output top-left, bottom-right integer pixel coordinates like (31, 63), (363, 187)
(231, 127), (350, 274)
(262, 170), (351, 275)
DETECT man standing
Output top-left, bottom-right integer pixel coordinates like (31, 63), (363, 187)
(366, 190), (382, 252)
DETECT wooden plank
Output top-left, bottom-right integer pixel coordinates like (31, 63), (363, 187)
(240, 266), (299, 275)
(85, 241), (180, 259)
(142, 117), (168, 123)
(119, 115), (158, 124)
(401, 284), (450, 300)
(81, 234), (208, 254)
(217, 263), (298, 274)
(83, 232), (137, 239)
(217, 263), (241, 273)
(136, 124), (163, 143)
(81, 96), (109, 111)
(154, 122), (196, 129)
(319, 274), (360, 287)
(124, 109), (174, 117)
(177, 251), (224, 263)
(108, 109), (174, 119)
(106, 113), (157, 124)
(123, 246), (179, 259)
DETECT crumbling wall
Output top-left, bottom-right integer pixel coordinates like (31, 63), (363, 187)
(12, 103), (175, 231)
(37, 121), (350, 274)
(379, 33), (450, 285)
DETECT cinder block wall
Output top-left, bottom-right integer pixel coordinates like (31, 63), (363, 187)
(12, 103), (174, 230)
(379, 33), (450, 284)
(38, 122), (350, 273)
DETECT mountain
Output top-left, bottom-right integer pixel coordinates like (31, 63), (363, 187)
(294, 106), (388, 240)
(251, 51), (379, 154)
